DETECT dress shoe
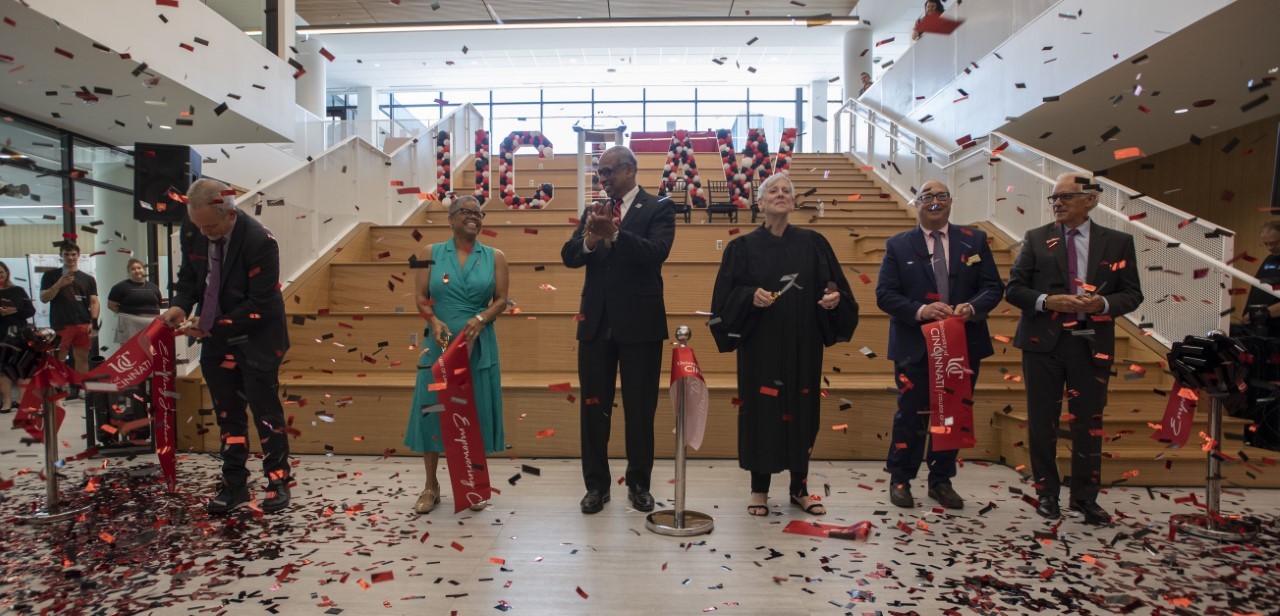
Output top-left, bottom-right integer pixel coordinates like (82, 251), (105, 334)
(414, 488), (440, 514)
(207, 484), (250, 515)
(1070, 499), (1112, 525)
(1036, 495), (1061, 518)
(261, 480), (291, 513)
(580, 489), (610, 514)
(889, 483), (914, 508)
(927, 482), (964, 509)
(628, 485), (655, 512)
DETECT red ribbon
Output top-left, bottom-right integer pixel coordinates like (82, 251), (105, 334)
(13, 319), (179, 491)
(921, 317), (976, 451)
(669, 346), (709, 450)
(1152, 383), (1197, 448)
(431, 337), (492, 513)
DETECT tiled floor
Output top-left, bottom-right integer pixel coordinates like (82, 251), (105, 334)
(1, 400), (1278, 615)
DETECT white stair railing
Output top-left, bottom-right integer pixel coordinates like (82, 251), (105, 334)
(836, 97), (1275, 348)
(174, 104), (484, 374)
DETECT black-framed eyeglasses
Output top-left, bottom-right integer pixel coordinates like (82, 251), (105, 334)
(596, 163), (634, 178)
(453, 209), (485, 219)
(1047, 192), (1090, 204)
(916, 192), (951, 204)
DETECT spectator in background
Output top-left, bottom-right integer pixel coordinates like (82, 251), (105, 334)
(912, 0), (946, 41)
(1242, 220), (1280, 334)
(107, 258), (163, 343)
(0, 261), (36, 413)
(859, 72), (874, 96)
(39, 242), (99, 397)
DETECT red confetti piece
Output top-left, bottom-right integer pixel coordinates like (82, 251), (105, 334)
(576, 586), (589, 599)
(319, 47), (335, 62)
(451, 541), (465, 552)
(1113, 147), (1144, 160)
(1127, 212), (1147, 221)
(523, 228), (538, 234)
(54, 47), (74, 59)
(481, 229), (498, 237)
(547, 382), (572, 392)
(536, 429), (556, 438)
(759, 386), (779, 397)
(371, 571), (394, 583)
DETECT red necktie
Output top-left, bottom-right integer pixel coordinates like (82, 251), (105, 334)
(612, 198), (623, 220)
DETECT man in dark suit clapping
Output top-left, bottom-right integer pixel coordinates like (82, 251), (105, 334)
(562, 146), (675, 514)
(876, 181), (1004, 510)
(1005, 173), (1143, 525)
(161, 178), (292, 515)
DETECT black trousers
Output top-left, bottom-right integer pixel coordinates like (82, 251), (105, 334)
(885, 359), (981, 487)
(1022, 332), (1110, 502)
(201, 342), (290, 488)
(577, 315), (662, 493)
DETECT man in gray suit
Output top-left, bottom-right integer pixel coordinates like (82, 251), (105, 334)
(1005, 173), (1143, 525)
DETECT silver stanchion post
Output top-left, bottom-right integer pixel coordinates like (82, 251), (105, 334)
(646, 326), (714, 536)
(1170, 396), (1259, 541)
(20, 386), (90, 525)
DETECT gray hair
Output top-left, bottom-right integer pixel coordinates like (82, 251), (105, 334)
(601, 145), (637, 167)
(1054, 172), (1102, 193)
(1262, 220), (1280, 234)
(448, 194), (482, 216)
(187, 178), (234, 213)
(758, 172), (794, 195)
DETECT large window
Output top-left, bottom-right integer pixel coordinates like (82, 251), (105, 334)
(374, 86), (810, 155)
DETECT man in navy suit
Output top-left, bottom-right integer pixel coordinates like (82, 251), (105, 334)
(876, 180), (1004, 509)
(562, 146), (676, 514)
(161, 178), (292, 515)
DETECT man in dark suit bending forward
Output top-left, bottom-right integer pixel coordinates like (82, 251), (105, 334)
(562, 146), (676, 514)
(161, 178), (292, 515)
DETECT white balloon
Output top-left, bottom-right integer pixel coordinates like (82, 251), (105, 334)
(441, 197), (453, 208)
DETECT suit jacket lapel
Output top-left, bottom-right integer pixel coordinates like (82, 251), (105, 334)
(621, 188), (647, 231)
(909, 227), (936, 287)
(1052, 224), (1069, 288)
(1086, 221), (1105, 286)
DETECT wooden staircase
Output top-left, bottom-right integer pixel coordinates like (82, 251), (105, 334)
(173, 151), (1279, 487)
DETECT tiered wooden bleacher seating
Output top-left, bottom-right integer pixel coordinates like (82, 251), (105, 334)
(172, 151), (1278, 488)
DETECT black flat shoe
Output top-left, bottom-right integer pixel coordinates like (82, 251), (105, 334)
(627, 485), (655, 512)
(1070, 499), (1112, 526)
(580, 489), (610, 514)
(1036, 494), (1061, 518)
(927, 482), (964, 510)
(207, 484), (250, 515)
(262, 480), (291, 513)
(890, 483), (914, 508)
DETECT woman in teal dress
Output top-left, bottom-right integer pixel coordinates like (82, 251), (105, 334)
(405, 195), (510, 514)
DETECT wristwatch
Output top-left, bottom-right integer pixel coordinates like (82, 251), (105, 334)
(474, 313), (485, 323)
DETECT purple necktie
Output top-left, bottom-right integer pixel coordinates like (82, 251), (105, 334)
(1065, 228), (1079, 295)
(199, 238), (225, 333)
(930, 230), (949, 304)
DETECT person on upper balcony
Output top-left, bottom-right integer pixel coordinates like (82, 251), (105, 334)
(911, 0), (946, 41)
(858, 72), (874, 96)
(1241, 220), (1280, 335)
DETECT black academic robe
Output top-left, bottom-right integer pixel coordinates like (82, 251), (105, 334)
(709, 225), (858, 473)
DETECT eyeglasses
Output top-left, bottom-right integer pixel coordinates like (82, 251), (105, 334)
(453, 209), (485, 219)
(596, 163), (633, 178)
(1046, 192), (1090, 204)
(1264, 240), (1280, 249)
(916, 192), (950, 204)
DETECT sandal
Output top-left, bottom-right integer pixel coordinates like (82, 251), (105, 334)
(413, 488), (440, 514)
(747, 492), (769, 516)
(790, 494), (826, 516)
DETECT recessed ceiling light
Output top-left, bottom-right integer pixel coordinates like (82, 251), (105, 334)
(1173, 108), (1188, 114)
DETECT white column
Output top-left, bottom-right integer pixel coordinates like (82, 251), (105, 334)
(294, 36), (327, 119)
(93, 162), (147, 357)
(843, 24), (873, 98)
(272, 0), (297, 62)
(356, 85), (379, 144)
(808, 80), (829, 153)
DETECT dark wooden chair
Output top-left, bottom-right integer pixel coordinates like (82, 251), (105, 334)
(665, 179), (691, 223)
(749, 177), (761, 223)
(705, 180), (739, 223)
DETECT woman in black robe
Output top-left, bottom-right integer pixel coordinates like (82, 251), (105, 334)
(710, 173), (858, 516)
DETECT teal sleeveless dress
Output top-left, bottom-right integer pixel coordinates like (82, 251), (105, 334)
(404, 240), (505, 455)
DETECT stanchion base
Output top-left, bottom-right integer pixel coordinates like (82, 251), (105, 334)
(646, 509), (714, 537)
(1170, 513), (1259, 542)
(18, 502), (90, 525)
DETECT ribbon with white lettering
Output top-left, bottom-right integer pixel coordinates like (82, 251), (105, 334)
(669, 346), (708, 450)
(922, 317), (976, 451)
(1151, 383), (1197, 448)
(431, 336), (492, 513)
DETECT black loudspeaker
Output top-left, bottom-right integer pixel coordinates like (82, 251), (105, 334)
(133, 143), (201, 223)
